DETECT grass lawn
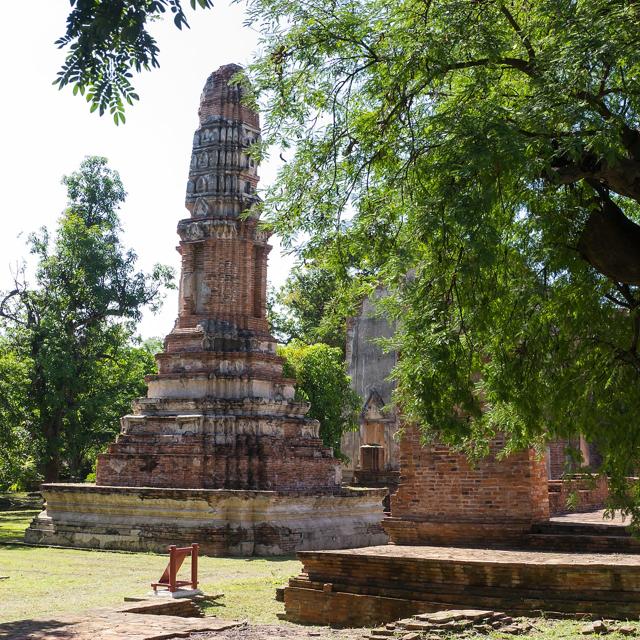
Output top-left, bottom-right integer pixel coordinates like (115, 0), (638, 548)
(0, 504), (300, 624)
(0, 510), (40, 544)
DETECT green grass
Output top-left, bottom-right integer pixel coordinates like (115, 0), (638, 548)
(0, 544), (300, 624)
(0, 492), (42, 544)
(488, 619), (640, 640)
(0, 510), (40, 544)
(0, 508), (300, 624)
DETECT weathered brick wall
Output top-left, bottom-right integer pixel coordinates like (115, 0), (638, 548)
(385, 424), (549, 544)
(284, 546), (640, 626)
(96, 433), (339, 491)
(548, 475), (609, 515)
(197, 63), (259, 129)
(174, 221), (270, 332)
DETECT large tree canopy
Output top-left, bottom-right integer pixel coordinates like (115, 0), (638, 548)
(268, 263), (353, 350)
(242, 0), (640, 514)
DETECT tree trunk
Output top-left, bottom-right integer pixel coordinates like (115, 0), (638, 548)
(578, 186), (640, 286)
(43, 454), (60, 483)
(42, 416), (62, 483)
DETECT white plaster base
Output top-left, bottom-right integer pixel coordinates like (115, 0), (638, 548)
(24, 484), (387, 556)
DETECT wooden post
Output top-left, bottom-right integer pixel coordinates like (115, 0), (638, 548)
(191, 543), (199, 590)
(169, 545), (177, 592)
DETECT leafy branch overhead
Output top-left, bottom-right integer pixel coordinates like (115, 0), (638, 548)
(54, 0), (213, 124)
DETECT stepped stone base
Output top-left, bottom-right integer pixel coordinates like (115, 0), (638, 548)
(283, 545), (640, 626)
(24, 483), (387, 556)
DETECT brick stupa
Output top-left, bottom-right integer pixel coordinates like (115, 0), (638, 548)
(96, 64), (339, 492)
(25, 65), (386, 555)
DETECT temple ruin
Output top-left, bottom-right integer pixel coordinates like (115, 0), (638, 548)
(283, 295), (640, 626)
(25, 64), (386, 556)
(283, 428), (640, 626)
(343, 290), (612, 516)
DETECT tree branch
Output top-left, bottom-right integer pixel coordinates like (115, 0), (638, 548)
(577, 181), (640, 285)
(500, 5), (536, 64)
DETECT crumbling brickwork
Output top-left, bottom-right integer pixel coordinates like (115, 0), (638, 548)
(283, 545), (640, 626)
(384, 424), (549, 545)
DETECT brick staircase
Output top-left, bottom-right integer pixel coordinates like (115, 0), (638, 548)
(525, 520), (640, 554)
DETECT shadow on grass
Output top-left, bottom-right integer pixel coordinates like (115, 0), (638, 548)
(0, 618), (75, 640)
(0, 510), (39, 544)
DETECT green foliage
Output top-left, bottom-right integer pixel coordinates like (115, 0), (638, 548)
(0, 157), (173, 483)
(268, 263), (350, 350)
(278, 340), (360, 457)
(55, 0), (214, 123)
(0, 340), (38, 491)
(244, 1), (640, 519)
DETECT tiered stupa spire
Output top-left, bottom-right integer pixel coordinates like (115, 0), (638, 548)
(95, 65), (341, 491)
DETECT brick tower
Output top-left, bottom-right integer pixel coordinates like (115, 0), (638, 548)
(96, 64), (340, 491)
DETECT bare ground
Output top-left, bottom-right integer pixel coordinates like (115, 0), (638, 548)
(185, 622), (366, 640)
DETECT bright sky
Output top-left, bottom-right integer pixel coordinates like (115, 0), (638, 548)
(0, 1), (293, 339)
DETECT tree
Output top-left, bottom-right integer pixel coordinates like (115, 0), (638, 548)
(62, 336), (161, 481)
(0, 335), (161, 489)
(268, 263), (351, 350)
(55, 0), (213, 123)
(279, 340), (360, 458)
(241, 1), (640, 516)
(0, 337), (37, 490)
(0, 156), (173, 482)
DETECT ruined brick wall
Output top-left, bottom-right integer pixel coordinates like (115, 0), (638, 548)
(384, 424), (549, 544)
(96, 432), (339, 491)
(548, 475), (609, 515)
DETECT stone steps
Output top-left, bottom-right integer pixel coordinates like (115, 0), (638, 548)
(524, 520), (640, 554)
(288, 575), (640, 604)
(366, 609), (533, 639)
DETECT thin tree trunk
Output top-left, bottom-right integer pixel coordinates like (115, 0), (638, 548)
(42, 416), (62, 483)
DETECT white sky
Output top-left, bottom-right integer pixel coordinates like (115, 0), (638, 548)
(0, 1), (293, 339)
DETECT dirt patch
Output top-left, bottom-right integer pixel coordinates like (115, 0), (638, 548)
(185, 622), (366, 640)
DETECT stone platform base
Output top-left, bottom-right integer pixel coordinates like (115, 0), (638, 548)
(24, 483), (387, 556)
(283, 545), (640, 626)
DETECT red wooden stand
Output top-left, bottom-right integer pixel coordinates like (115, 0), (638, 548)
(151, 543), (199, 593)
